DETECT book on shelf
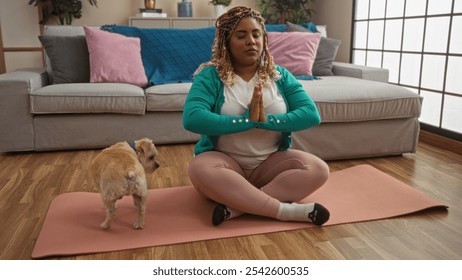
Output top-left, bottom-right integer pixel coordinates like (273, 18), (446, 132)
(136, 12), (168, 18)
(139, 8), (163, 13)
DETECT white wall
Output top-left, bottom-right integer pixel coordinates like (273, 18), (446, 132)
(0, 0), (43, 71)
(312, 0), (353, 63)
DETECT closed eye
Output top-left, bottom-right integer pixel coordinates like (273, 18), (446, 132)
(235, 31), (262, 40)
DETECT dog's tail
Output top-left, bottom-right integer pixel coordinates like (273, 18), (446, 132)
(125, 170), (145, 193)
(127, 170), (137, 181)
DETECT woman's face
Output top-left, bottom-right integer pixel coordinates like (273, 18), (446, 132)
(228, 17), (264, 69)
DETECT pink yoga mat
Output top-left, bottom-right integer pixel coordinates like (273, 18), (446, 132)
(31, 164), (447, 259)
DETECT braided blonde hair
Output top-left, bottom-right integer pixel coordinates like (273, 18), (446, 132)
(194, 6), (278, 85)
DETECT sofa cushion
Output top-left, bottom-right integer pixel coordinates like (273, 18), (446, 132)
(267, 32), (321, 76)
(286, 22), (341, 76)
(42, 26), (93, 84)
(301, 76), (422, 123)
(144, 76), (421, 122)
(30, 83), (146, 115)
(145, 83), (191, 112)
(84, 26), (148, 87)
(38, 35), (90, 84)
(311, 37), (341, 76)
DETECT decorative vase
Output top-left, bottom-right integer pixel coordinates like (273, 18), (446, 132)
(214, 5), (227, 18)
(144, 0), (156, 10)
(178, 0), (193, 17)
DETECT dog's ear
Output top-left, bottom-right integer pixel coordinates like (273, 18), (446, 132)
(136, 139), (152, 156)
(136, 142), (146, 156)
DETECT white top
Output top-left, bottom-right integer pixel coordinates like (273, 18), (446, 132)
(216, 74), (287, 169)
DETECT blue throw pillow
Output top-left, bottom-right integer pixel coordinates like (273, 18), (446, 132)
(300, 22), (319, 33)
(266, 22), (319, 33)
(265, 24), (287, 32)
(101, 25), (215, 85)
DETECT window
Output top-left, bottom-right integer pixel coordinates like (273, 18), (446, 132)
(352, 0), (462, 141)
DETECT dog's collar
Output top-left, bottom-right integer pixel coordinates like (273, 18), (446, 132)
(127, 140), (137, 152)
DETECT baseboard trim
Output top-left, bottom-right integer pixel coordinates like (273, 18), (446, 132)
(419, 130), (462, 155)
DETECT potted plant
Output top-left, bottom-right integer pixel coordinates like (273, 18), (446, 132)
(209, 0), (232, 17)
(28, 0), (98, 25)
(256, 0), (317, 24)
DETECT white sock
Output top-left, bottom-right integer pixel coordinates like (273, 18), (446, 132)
(276, 202), (314, 222)
(227, 206), (244, 219)
(276, 202), (330, 225)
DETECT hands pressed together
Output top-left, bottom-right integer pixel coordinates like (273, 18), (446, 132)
(249, 83), (267, 122)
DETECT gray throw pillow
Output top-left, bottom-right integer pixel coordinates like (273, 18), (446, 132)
(38, 35), (90, 84)
(286, 22), (341, 76)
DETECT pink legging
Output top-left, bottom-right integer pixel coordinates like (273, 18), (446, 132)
(188, 149), (329, 218)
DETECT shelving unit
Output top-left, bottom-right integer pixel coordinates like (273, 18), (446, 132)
(129, 17), (217, 29)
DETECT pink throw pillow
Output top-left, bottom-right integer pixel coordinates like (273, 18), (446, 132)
(267, 32), (321, 76)
(84, 26), (148, 87)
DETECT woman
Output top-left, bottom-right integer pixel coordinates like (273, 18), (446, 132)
(183, 6), (330, 226)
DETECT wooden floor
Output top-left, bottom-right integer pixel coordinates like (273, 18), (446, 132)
(0, 135), (461, 260)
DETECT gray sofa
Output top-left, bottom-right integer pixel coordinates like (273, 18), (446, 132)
(0, 26), (422, 160)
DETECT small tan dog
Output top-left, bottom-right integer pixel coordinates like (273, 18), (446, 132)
(90, 138), (160, 230)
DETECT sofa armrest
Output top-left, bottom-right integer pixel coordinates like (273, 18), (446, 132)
(0, 68), (49, 152)
(332, 62), (389, 83)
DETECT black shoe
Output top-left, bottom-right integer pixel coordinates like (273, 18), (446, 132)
(212, 204), (230, 226)
(308, 203), (330, 226)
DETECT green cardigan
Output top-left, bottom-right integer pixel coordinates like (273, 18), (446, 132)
(183, 65), (321, 155)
